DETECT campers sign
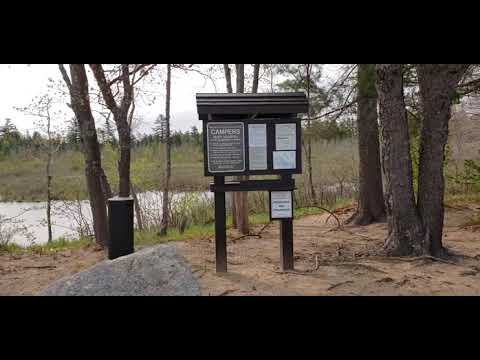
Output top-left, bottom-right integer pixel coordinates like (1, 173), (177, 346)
(206, 122), (245, 173)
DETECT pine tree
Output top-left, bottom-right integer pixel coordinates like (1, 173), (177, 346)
(65, 117), (82, 147)
(0, 118), (18, 137)
(104, 117), (117, 146)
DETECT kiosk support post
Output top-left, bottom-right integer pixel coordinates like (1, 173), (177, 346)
(279, 174), (294, 271)
(214, 176), (227, 272)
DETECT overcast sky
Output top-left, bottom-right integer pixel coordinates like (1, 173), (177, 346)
(0, 64), (341, 136)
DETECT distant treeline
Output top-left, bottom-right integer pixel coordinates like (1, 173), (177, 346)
(0, 116), (355, 158)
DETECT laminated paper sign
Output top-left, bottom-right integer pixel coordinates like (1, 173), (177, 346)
(273, 150), (296, 169)
(248, 123), (267, 170)
(270, 191), (293, 219)
(275, 123), (296, 150)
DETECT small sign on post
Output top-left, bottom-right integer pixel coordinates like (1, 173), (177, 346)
(269, 190), (293, 220)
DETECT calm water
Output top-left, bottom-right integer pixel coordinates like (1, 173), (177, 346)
(0, 191), (212, 247)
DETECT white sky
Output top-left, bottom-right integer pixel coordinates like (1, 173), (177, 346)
(0, 64), (341, 136)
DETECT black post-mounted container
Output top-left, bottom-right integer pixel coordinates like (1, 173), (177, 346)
(107, 197), (134, 260)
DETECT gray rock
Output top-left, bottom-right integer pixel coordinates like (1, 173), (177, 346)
(39, 244), (201, 296)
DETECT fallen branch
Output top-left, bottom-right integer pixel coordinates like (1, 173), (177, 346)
(272, 269), (322, 277)
(229, 221), (272, 242)
(217, 289), (237, 296)
(296, 206), (341, 229)
(327, 280), (354, 291)
(22, 265), (56, 270)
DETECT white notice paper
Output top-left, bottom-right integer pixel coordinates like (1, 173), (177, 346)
(271, 191), (292, 218)
(275, 123), (296, 150)
(249, 124), (267, 147)
(248, 124), (267, 170)
(273, 151), (296, 169)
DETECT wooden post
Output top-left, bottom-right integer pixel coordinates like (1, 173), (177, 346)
(214, 176), (227, 272)
(279, 174), (294, 271)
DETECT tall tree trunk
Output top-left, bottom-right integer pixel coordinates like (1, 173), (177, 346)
(270, 64), (275, 93)
(235, 64), (245, 93)
(46, 170), (52, 243)
(65, 64), (109, 248)
(223, 64), (237, 228)
(305, 64), (317, 204)
(416, 64), (469, 256)
(46, 108), (53, 243)
(131, 183), (143, 231)
(376, 64), (424, 256)
(117, 122), (131, 197)
(234, 64), (249, 235)
(71, 111), (112, 203)
(349, 64), (386, 225)
(90, 64), (133, 198)
(223, 64), (233, 94)
(160, 64), (172, 236)
(252, 64), (260, 93)
(100, 168), (113, 201)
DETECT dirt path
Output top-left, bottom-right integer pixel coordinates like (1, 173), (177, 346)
(1, 206), (480, 296)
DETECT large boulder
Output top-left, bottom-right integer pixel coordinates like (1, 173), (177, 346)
(39, 244), (201, 296)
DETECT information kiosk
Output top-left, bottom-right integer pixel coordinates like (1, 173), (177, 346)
(196, 93), (308, 272)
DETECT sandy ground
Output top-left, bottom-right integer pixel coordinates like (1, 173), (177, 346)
(0, 245), (104, 296)
(1, 206), (480, 296)
(177, 205), (480, 296)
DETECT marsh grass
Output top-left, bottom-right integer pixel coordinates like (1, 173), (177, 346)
(0, 235), (94, 254)
(0, 139), (359, 202)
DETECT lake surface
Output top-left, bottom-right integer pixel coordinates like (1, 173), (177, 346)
(0, 191), (212, 247)
(0, 183), (354, 247)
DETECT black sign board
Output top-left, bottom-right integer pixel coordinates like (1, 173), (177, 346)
(203, 118), (302, 177)
(206, 122), (245, 173)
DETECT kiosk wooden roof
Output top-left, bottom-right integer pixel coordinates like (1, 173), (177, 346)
(196, 92), (309, 119)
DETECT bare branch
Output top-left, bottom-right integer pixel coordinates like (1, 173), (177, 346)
(58, 64), (72, 92)
(89, 64), (119, 114)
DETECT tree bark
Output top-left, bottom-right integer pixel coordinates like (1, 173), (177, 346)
(100, 168), (113, 201)
(416, 64), (469, 256)
(223, 64), (233, 94)
(235, 64), (245, 93)
(376, 64), (424, 256)
(234, 64), (249, 235)
(46, 103), (53, 243)
(160, 64), (172, 236)
(222, 64), (237, 228)
(131, 183), (144, 231)
(64, 64), (109, 248)
(252, 64), (260, 93)
(349, 64), (386, 225)
(305, 64), (317, 204)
